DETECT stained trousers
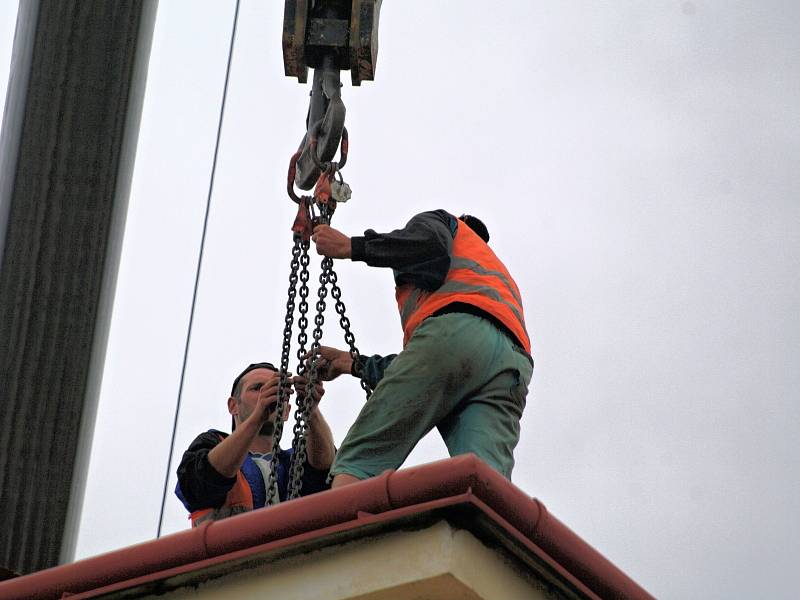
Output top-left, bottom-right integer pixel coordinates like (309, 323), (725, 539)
(331, 312), (532, 480)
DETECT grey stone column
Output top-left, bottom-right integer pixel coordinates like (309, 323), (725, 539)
(0, 0), (158, 574)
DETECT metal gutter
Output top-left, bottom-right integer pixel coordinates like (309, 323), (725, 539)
(0, 455), (654, 600)
(47, 495), (600, 600)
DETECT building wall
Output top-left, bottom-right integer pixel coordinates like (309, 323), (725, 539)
(142, 521), (570, 600)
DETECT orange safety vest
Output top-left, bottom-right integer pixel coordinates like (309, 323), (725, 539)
(395, 218), (531, 353)
(189, 435), (254, 527)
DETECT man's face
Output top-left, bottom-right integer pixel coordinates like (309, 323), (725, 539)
(229, 368), (288, 434)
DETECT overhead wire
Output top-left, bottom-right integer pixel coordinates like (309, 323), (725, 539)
(156, 0), (242, 538)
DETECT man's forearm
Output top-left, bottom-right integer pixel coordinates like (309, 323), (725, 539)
(305, 409), (335, 470)
(351, 211), (453, 273)
(208, 417), (261, 478)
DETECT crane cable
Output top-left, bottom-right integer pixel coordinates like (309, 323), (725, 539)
(156, 0), (241, 538)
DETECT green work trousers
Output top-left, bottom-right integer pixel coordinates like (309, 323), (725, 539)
(331, 312), (532, 480)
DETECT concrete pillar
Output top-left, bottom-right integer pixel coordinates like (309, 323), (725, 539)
(0, 0), (158, 573)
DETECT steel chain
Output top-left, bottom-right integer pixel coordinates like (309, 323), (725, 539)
(296, 244), (311, 363)
(280, 189), (370, 498)
(287, 241), (312, 499)
(267, 235), (302, 505)
(288, 253), (332, 498)
(328, 267), (372, 398)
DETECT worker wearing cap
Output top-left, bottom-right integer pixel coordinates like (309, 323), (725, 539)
(311, 209), (533, 487)
(175, 362), (334, 525)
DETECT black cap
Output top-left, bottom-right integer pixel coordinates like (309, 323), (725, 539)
(459, 214), (490, 242)
(230, 362), (278, 396)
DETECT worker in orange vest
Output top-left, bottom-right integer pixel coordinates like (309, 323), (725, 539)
(311, 210), (532, 488)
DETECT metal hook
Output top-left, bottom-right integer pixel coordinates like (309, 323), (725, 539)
(309, 122), (348, 173)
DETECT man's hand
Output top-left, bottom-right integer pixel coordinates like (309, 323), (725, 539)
(210, 374), (291, 477)
(312, 224), (352, 258)
(292, 375), (325, 412)
(306, 346), (353, 381)
(253, 376), (292, 425)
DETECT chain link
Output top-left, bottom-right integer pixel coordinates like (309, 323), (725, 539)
(296, 244), (311, 363)
(328, 267), (372, 398)
(267, 235), (302, 506)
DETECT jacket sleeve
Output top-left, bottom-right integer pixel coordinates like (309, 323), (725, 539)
(354, 353), (397, 388)
(350, 209), (456, 291)
(175, 431), (237, 512)
(298, 456), (332, 497)
(276, 447), (331, 498)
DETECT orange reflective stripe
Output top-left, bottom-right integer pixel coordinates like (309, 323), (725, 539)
(398, 286), (427, 324)
(443, 270), (526, 323)
(399, 269), (524, 325)
(401, 289), (530, 352)
(449, 256), (523, 306)
(402, 278), (525, 330)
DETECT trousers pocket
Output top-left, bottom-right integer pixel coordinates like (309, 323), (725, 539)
(508, 368), (528, 413)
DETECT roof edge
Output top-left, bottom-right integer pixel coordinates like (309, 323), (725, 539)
(64, 494), (601, 600)
(0, 455), (653, 600)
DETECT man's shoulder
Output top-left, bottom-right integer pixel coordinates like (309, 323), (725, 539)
(410, 209), (457, 235)
(186, 429), (228, 451)
(413, 208), (454, 222)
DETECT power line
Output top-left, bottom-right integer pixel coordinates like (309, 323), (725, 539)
(157, 0), (242, 538)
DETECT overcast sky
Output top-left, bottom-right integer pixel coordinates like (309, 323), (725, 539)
(2, 2), (799, 598)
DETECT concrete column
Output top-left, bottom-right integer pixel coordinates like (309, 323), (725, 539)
(0, 0), (158, 574)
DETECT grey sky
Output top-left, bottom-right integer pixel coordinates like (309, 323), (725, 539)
(2, 2), (798, 598)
